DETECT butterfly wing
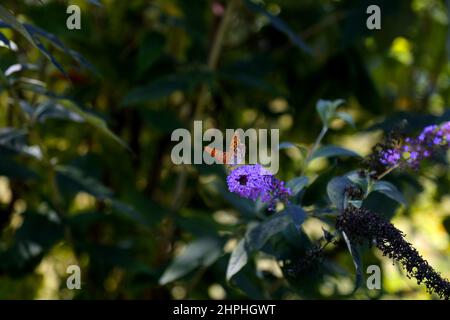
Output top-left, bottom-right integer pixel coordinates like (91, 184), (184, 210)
(204, 146), (227, 164)
(227, 133), (246, 166)
(204, 133), (246, 166)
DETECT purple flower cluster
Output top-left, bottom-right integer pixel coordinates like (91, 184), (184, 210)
(380, 122), (450, 169)
(226, 164), (291, 210)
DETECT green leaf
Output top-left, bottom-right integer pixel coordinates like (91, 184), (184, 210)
(109, 200), (160, 228)
(80, 244), (143, 270)
(122, 77), (183, 105)
(0, 210), (64, 276)
(136, 32), (165, 77)
(23, 23), (96, 73)
(0, 155), (39, 180)
(16, 86), (127, 149)
(284, 204), (307, 229)
(0, 128), (27, 144)
(122, 71), (213, 106)
(243, 0), (313, 55)
(0, 31), (10, 49)
(139, 108), (184, 133)
(227, 211), (299, 281)
(120, 190), (167, 227)
(0, 6), (36, 50)
(348, 200), (363, 208)
(302, 165), (338, 207)
(56, 165), (113, 199)
(0, 6), (65, 74)
(15, 211), (64, 249)
(219, 72), (281, 95)
(0, 128), (42, 159)
(316, 99), (345, 127)
(226, 239), (249, 281)
(17, 87), (126, 149)
(86, 0), (102, 6)
(286, 176), (309, 197)
(279, 142), (308, 155)
(372, 181), (407, 206)
(159, 237), (222, 285)
(336, 111), (355, 128)
(56, 165), (156, 227)
(366, 110), (450, 134)
(59, 100), (129, 150)
(278, 142), (298, 150)
(0, 7), (94, 74)
(279, 142), (309, 166)
(216, 181), (256, 218)
(326, 176), (353, 210)
(342, 231), (363, 293)
(246, 213), (292, 251)
(4, 63), (39, 77)
(310, 145), (360, 161)
(33, 101), (85, 123)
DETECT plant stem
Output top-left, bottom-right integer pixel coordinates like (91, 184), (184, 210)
(195, 0), (238, 118)
(302, 126), (328, 174)
(377, 164), (399, 180)
(208, 0), (238, 70)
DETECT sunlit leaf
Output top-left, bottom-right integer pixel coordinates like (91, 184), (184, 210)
(56, 165), (113, 199)
(310, 145), (360, 161)
(56, 166), (157, 227)
(33, 101), (85, 123)
(372, 180), (407, 206)
(4, 63), (39, 77)
(59, 100), (129, 150)
(23, 23), (96, 73)
(286, 176), (309, 197)
(336, 111), (355, 128)
(0, 128), (42, 159)
(0, 211), (64, 276)
(342, 231), (363, 293)
(326, 176), (353, 210)
(246, 213), (292, 251)
(226, 239), (249, 281)
(316, 99), (345, 128)
(0, 30), (10, 48)
(284, 204), (307, 229)
(279, 142), (304, 150)
(159, 237), (223, 285)
(0, 6), (95, 74)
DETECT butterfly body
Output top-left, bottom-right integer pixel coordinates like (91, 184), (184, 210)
(204, 133), (246, 166)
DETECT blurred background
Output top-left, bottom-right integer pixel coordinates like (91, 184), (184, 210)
(0, 0), (449, 299)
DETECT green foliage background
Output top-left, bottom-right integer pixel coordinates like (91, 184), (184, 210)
(0, 0), (449, 299)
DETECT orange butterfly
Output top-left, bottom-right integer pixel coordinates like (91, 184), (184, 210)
(204, 132), (246, 166)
